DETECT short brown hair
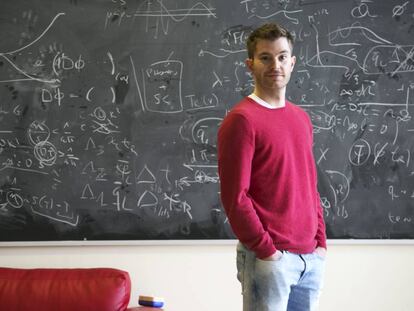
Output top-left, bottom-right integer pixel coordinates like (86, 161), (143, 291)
(246, 23), (294, 58)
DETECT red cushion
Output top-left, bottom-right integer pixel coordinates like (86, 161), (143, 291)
(127, 308), (164, 311)
(0, 267), (131, 311)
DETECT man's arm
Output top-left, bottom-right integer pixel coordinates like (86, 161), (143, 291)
(218, 113), (276, 259)
(315, 192), (327, 250)
(308, 115), (327, 253)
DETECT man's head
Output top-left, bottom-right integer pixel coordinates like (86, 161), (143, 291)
(246, 23), (294, 59)
(245, 23), (296, 97)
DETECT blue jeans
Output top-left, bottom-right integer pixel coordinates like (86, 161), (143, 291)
(236, 243), (326, 311)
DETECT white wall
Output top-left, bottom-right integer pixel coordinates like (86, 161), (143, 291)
(0, 242), (413, 311)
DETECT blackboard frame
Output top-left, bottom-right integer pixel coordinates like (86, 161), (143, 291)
(1, 0), (414, 242)
(1, 239), (414, 247)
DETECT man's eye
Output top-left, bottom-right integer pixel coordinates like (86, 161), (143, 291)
(259, 56), (271, 62)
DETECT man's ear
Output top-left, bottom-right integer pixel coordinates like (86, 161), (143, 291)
(291, 55), (296, 70)
(245, 58), (253, 71)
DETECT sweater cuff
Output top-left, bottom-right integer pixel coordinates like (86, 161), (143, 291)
(317, 239), (327, 250)
(255, 245), (277, 259)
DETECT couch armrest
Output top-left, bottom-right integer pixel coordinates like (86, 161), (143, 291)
(0, 267), (131, 311)
(127, 308), (164, 311)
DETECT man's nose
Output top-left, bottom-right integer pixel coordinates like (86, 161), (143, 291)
(269, 57), (281, 69)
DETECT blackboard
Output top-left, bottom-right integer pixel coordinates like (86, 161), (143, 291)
(0, 0), (413, 242)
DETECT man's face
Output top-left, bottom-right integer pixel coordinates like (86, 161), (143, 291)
(246, 37), (296, 93)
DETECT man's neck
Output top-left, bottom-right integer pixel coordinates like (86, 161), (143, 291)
(253, 88), (286, 107)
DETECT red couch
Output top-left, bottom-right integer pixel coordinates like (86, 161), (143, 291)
(0, 267), (154, 311)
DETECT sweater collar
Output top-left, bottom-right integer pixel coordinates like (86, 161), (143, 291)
(248, 93), (286, 109)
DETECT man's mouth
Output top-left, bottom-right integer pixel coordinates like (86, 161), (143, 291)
(267, 73), (283, 78)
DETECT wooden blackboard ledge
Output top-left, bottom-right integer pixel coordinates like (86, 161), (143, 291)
(0, 239), (414, 247)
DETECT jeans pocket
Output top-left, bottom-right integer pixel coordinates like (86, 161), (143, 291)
(236, 250), (246, 284)
(236, 249), (246, 292)
(255, 251), (285, 264)
(313, 251), (326, 261)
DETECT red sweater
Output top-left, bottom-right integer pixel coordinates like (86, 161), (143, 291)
(218, 97), (326, 259)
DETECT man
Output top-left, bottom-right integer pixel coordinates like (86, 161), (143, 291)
(217, 23), (327, 311)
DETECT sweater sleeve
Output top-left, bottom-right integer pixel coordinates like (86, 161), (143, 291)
(218, 112), (276, 259)
(315, 192), (327, 249)
(308, 117), (327, 250)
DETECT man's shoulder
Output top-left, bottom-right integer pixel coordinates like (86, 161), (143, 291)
(286, 100), (310, 119)
(286, 100), (302, 112)
(231, 97), (253, 110)
(227, 97), (257, 118)
(219, 98), (256, 133)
